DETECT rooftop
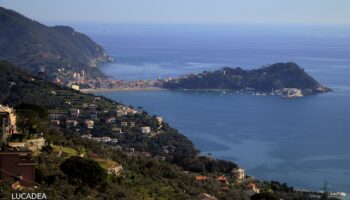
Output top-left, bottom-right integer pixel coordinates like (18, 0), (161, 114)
(0, 105), (14, 113)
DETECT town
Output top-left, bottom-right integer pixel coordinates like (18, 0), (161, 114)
(57, 68), (305, 99)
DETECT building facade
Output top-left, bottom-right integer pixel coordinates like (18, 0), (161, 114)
(0, 105), (17, 143)
(0, 147), (35, 187)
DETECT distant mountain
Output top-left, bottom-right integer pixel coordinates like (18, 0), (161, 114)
(162, 62), (331, 94)
(0, 7), (112, 79)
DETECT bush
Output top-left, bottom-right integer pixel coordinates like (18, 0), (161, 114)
(251, 191), (279, 200)
(60, 156), (107, 187)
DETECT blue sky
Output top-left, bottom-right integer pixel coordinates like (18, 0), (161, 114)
(1, 0), (350, 25)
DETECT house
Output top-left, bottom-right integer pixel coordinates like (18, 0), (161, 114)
(279, 88), (303, 98)
(216, 176), (228, 184)
(247, 183), (260, 193)
(109, 138), (118, 144)
(71, 84), (80, 90)
(70, 109), (80, 117)
(116, 109), (127, 117)
(66, 120), (78, 128)
(197, 193), (217, 200)
(111, 126), (122, 134)
(49, 113), (65, 120)
(163, 145), (176, 154)
(0, 105), (17, 143)
(50, 120), (60, 127)
(0, 147), (35, 187)
(120, 121), (128, 127)
(127, 108), (137, 115)
(100, 137), (111, 143)
(88, 104), (97, 110)
(88, 111), (98, 120)
(107, 117), (117, 124)
(141, 126), (151, 134)
(84, 120), (94, 129)
(156, 116), (163, 124)
(82, 103), (88, 109)
(25, 138), (45, 153)
(195, 175), (207, 182)
(232, 168), (245, 181)
(129, 122), (136, 127)
(107, 163), (123, 175)
(81, 134), (92, 139)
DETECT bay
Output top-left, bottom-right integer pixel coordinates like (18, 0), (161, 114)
(83, 23), (350, 193)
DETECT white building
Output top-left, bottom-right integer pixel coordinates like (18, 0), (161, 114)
(141, 126), (151, 134)
(231, 168), (245, 181)
(84, 120), (94, 129)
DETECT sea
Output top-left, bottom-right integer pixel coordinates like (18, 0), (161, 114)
(74, 23), (350, 194)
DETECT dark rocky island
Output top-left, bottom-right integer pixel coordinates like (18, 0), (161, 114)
(0, 7), (112, 80)
(161, 62), (331, 98)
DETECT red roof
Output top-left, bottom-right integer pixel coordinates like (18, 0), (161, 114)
(247, 183), (256, 189)
(216, 176), (228, 182)
(222, 186), (229, 191)
(195, 175), (207, 181)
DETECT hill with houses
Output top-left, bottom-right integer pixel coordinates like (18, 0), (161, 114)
(0, 60), (317, 199)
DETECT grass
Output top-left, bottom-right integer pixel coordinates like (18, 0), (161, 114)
(94, 158), (119, 169)
(52, 144), (79, 156)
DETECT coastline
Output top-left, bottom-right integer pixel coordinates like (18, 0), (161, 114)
(80, 87), (166, 93)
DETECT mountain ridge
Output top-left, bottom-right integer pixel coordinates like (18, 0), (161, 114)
(0, 7), (112, 80)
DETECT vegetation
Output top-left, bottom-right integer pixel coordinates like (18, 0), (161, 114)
(60, 156), (107, 187)
(251, 191), (279, 200)
(162, 62), (330, 94)
(0, 7), (111, 79)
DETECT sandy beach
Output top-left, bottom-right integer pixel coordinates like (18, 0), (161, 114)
(80, 87), (166, 93)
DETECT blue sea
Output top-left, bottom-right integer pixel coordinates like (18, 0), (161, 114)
(77, 23), (350, 194)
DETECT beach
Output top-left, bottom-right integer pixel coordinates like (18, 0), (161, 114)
(80, 87), (165, 93)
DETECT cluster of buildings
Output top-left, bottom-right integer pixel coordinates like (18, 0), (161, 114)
(195, 167), (260, 194)
(63, 78), (159, 91)
(52, 68), (86, 86)
(1, 103), (130, 189)
(81, 134), (118, 144)
(274, 88), (303, 98)
(49, 100), (163, 147)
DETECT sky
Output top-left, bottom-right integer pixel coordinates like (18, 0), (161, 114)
(1, 0), (350, 25)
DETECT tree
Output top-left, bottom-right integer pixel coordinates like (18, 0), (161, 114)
(15, 103), (49, 136)
(251, 191), (279, 200)
(60, 156), (107, 187)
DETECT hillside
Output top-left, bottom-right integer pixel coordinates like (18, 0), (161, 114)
(0, 7), (111, 79)
(162, 62), (331, 95)
(0, 60), (316, 199)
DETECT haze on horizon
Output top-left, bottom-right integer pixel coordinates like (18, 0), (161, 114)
(1, 0), (350, 25)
